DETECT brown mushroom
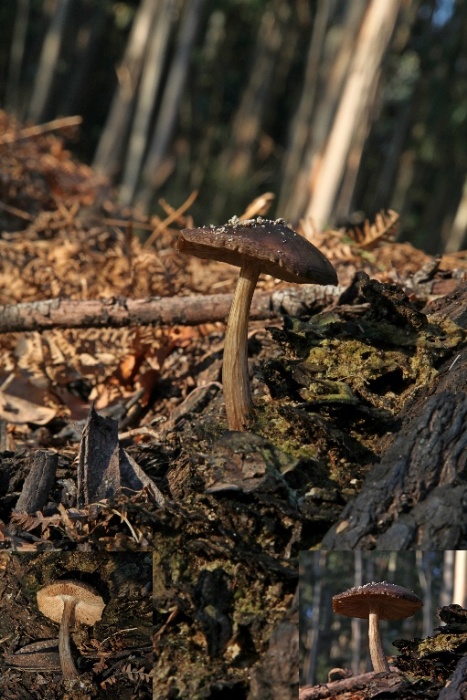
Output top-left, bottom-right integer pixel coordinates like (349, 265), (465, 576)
(332, 581), (422, 673)
(177, 217), (337, 430)
(37, 580), (105, 680)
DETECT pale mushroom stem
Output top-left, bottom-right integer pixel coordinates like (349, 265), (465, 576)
(368, 608), (390, 673)
(59, 596), (80, 680)
(223, 260), (260, 430)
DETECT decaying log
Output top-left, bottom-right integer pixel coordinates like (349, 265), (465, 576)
(322, 283), (467, 549)
(0, 287), (341, 333)
(14, 450), (58, 514)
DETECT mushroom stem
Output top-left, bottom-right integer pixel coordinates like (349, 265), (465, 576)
(368, 608), (390, 673)
(223, 260), (260, 430)
(58, 596), (80, 680)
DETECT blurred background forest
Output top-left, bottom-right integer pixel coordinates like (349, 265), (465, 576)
(299, 550), (467, 686)
(0, 0), (466, 253)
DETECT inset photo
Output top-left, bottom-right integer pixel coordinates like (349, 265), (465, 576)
(0, 551), (152, 699)
(299, 551), (467, 699)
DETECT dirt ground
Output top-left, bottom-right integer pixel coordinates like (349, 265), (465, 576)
(0, 112), (466, 698)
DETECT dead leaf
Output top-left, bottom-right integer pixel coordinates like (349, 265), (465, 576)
(0, 389), (56, 424)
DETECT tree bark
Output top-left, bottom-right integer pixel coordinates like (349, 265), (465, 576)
(322, 283), (467, 550)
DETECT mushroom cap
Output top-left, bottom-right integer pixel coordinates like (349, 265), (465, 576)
(332, 581), (422, 621)
(37, 580), (105, 626)
(177, 217), (338, 286)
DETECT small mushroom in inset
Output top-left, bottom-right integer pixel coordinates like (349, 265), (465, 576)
(332, 581), (422, 673)
(177, 217), (337, 430)
(37, 580), (105, 680)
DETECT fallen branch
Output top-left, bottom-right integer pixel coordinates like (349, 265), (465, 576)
(299, 671), (404, 699)
(0, 286), (340, 334)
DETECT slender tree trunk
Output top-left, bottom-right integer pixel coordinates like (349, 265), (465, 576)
(92, 0), (160, 177)
(334, 77), (379, 221)
(277, 0), (329, 217)
(120, 0), (175, 206)
(28, 0), (72, 123)
(351, 551), (363, 674)
(225, 0), (290, 179)
(443, 175), (467, 252)
(416, 550), (433, 638)
(6, 0), (30, 116)
(210, 0), (290, 220)
(279, 0), (367, 222)
(137, 0), (207, 210)
(453, 550), (467, 607)
(303, 551), (326, 685)
(304, 0), (402, 229)
(441, 551), (455, 607)
(59, 3), (107, 116)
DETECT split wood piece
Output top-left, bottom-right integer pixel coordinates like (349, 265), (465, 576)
(0, 286), (341, 334)
(14, 449), (58, 514)
(299, 671), (404, 700)
(332, 582), (422, 673)
(178, 217), (337, 430)
(77, 406), (121, 508)
(36, 580), (105, 680)
(77, 405), (165, 507)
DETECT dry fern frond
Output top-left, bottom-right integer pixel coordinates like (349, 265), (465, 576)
(347, 210), (399, 249)
(10, 512), (61, 534)
(100, 662), (152, 688)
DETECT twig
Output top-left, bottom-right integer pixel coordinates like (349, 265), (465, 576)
(144, 190), (198, 247)
(0, 116), (83, 144)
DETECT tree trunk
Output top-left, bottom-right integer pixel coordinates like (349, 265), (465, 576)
(137, 0), (207, 210)
(304, 0), (402, 229)
(119, 0), (175, 206)
(453, 550), (467, 607)
(279, 1), (368, 222)
(277, 0), (330, 219)
(210, 0), (290, 220)
(6, 0), (30, 116)
(28, 0), (72, 123)
(92, 0), (160, 178)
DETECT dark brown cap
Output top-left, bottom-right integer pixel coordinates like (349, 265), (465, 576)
(332, 581), (422, 620)
(177, 217), (337, 286)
